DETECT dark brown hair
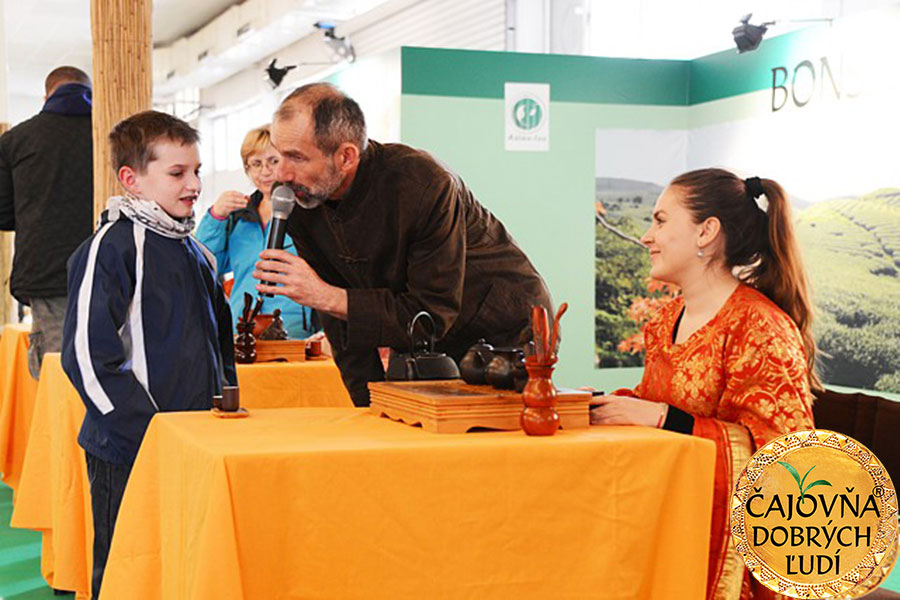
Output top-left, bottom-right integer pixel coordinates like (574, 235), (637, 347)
(109, 110), (199, 173)
(45, 66), (91, 95)
(274, 82), (367, 153)
(670, 168), (820, 389)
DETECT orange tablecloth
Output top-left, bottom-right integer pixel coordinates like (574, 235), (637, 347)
(0, 323), (38, 494)
(101, 408), (716, 600)
(11, 354), (351, 598)
(230, 358), (351, 408)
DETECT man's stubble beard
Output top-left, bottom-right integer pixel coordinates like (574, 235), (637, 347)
(291, 162), (343, 210)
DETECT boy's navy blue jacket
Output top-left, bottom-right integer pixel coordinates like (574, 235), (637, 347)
(61, 212), (237, 465)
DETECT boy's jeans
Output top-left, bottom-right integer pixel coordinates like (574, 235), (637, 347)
(85, 451), (132, 600)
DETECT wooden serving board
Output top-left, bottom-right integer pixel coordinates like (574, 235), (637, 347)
(369, 380), (590, 433)
(370, 380), (588, 406)
(255, 339), (306, 362)
(370, 393), (589, 418)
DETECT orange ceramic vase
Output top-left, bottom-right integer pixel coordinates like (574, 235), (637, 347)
(520, 360), (559, 436)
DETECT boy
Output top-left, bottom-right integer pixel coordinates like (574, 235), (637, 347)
(61, 111), (236, 599)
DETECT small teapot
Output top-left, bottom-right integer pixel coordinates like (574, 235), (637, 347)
(258, 309), (289, 340)
(485, 347), (526, 391)
(459, 339), (495, 385)
(385, 311), (460, 381)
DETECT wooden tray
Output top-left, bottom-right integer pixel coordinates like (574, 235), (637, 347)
(255, 339), (306, 362)
(369, 380), (590, 433)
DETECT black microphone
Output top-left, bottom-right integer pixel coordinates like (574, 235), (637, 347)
(259, 184), (296, 297)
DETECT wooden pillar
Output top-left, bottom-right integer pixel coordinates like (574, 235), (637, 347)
(0, 123), (13, 325)
(90, 0), (153, 221)
(0, 233), (11, 325)
(0, 0), (14, 324)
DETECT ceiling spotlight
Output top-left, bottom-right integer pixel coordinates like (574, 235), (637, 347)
(314, 21), (356, 63)
(265, 58), (296, 89)
(732, 13), (774, 53)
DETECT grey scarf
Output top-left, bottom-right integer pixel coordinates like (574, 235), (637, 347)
(105, 192), (195, 239)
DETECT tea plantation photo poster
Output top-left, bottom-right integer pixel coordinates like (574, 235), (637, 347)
(595, 127), (900, 393)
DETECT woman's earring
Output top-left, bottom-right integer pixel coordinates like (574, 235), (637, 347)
(697, 250), (704, 258)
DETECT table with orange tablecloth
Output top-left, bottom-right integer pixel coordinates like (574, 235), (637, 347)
(0, 323), (38, 494)
(99, 408), (716, 600)
(10, 353), (352, 598)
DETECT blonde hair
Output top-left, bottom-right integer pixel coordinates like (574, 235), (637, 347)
(240, 125), (272, 171)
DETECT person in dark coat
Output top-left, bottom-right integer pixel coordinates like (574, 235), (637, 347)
(0, 66), (94, 378)
(255, 83), (552, 406)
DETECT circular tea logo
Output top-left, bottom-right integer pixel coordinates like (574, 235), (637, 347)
(732, 430), (898, 598)
(512, 97), (543, 130)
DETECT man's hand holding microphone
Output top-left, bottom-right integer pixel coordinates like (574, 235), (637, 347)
(253, 184), (348, 320)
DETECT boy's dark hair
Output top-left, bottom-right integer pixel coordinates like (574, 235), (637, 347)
(109, 110), (200, 173)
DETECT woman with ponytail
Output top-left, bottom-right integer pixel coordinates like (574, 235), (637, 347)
(590, 168), (817, 600)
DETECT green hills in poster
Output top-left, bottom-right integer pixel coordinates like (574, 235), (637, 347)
(595, 179), (900, 393)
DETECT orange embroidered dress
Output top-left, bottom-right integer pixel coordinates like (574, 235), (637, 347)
(621, 284), (814, 600)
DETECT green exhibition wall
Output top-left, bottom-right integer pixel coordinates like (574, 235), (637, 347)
(394, 11), (900, 398)
(398, 47), (692, 390)
(395, 31), (819, 392)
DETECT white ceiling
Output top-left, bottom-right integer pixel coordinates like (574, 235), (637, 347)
(2, 0), (238, 105)
(5, 0), (899, 123)
(4, 0), (94, 98)
(154, 0), (239, 45)
(1, 0), (370, 122)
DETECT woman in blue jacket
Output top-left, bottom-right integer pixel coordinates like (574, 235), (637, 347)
(196, 125), (317, 339)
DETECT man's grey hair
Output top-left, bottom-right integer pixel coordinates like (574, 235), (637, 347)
(274, 82), (367, 154)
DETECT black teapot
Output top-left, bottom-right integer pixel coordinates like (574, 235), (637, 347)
(459, 339), (495, 385)
(385, 311), (460, 381)
(485, 347), (527, 391)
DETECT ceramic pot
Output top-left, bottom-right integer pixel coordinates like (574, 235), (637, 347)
(485, 347), (525, 390)
(459, 339), (495, 385)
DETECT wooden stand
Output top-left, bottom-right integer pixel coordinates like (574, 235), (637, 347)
(255, 339), (306, 362)
(369, 380), (590, 433)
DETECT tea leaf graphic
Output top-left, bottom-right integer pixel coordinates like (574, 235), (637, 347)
(778, 461), (803, 490)
(778, 462), (827, 499)
(799, 465), (816, 491)
(802, 480), (832, 497)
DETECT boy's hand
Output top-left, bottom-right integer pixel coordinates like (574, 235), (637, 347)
(254, 249), (348, 320)
(211, 191), (248, 219)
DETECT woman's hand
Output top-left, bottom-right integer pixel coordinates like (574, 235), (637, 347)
(211, 191), (249, 219)
(589, 395), (668, 428)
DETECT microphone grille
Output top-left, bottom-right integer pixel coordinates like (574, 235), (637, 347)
(271, 184), (296, 219)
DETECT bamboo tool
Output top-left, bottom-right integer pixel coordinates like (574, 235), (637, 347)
(548, 303), (569, 357)
(249, 296), (264, 324)
(531, 305), (549, 362)
(240, 293), (252, 324)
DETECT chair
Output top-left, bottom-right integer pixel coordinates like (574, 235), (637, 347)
(812, 388), (900, 492)
(863, 589), (900, 599)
